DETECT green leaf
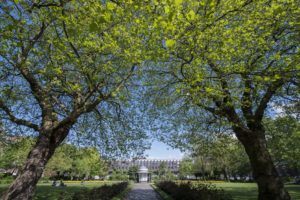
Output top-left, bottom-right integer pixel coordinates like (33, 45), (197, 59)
(89, 22), (98, 32)
(175, 0), (183, 7)
(166, 39), (176, 48)
(187, 10), (196, 20)
(107, 2), (116, 10)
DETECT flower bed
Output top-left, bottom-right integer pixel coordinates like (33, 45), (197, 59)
(156, 181), (232, 200)
(72, 182), (128, 200)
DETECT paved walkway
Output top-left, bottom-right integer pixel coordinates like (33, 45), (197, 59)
(124, 183), (162, 200)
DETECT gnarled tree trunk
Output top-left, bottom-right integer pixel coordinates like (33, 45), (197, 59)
(2, 125), (71, 200)
(235, 127), (290, 200)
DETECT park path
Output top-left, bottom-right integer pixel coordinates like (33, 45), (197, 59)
(123, 183), (162, 200)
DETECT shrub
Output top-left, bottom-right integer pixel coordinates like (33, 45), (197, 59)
(72, 182), (128, 200)
(157, 181), (232, 200)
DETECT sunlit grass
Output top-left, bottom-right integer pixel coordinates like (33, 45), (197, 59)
(214, 182), (300, 200)
(0, 181), (121, 200)
(1, 181), (300, 200)
(173, 181), (300, 200)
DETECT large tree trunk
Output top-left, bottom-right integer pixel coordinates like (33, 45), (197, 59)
(2, 125), (71, 200)
(235, 127), (290, 200)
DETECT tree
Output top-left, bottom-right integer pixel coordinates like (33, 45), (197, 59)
(0, 137), (34, 173)
(0, 125), (8, 166)
(191, 134), (251, 180)
(0, 1), (147, 199)
(72, 147), (108, 179)
(178, 158), (193, 179)
(157, 161), (176, 180)
(110, 169), (128, 181)
(128, 165), (138, 181)
(46, 145), (107, 180)
(265, 116), (300, 171)
(44, 144), (75, 178)
(145, 0), (299, 199)
(158, 162), (167, 178)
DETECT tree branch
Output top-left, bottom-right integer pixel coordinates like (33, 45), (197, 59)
(0, 99), (39, 131)
(255, 79), (285, 122)
(15, 22), (57, 127)
(207, 61), (248, 131)
(53, 65), (137, 131)
(241, 75), (254, 125)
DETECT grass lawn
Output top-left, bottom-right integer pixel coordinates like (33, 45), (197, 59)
(214, 182), (300, 200)
(0, 181), (122, 200)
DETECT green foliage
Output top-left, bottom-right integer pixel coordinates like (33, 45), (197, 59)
(151, 183), (173, 200)
(0, 0), (149, 159)
(72, 182), (128, 200)
(0, 137), (34, 170)
(45, 145), (108, 179)
(0, 139), (108, 179)
(157, 181), (233, 200)
(157, 162), (176, 181)
(0, 1), (299, 197)
(265, 116), (300, 169)
(179, 158), (193, 179)
(0, 182), (129, 200)
(0, 176), (14, 185)
(44, 144), (75, 177)
(144, 0), (300, 155)
(127, 166), (138, 181)
(158, 162), (168, 178)
(72, 147), (108, 178)
(110, 170), (128, 181)
(188, 135), (251, 180)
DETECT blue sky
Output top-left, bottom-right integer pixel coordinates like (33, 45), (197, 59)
(144, 140), (185, 160)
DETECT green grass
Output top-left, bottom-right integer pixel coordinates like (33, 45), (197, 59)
(214, 182), (300, 200)
(0, 181), (121, 200)
(1, 182), (300, 200)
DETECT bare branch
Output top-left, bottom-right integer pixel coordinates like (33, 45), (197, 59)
(53, 65), (137, 131)
(0, 99), (39, 131)
(15, 22), (52, 116)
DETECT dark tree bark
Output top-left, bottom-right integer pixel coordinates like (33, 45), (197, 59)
(223, 168), (229, 181)
(2, 124), (72, 200)
(234, 126), (291, 200)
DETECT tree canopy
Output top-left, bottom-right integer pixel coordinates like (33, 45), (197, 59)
(0, 0), (299, 199)
(0, 0), (149, 157)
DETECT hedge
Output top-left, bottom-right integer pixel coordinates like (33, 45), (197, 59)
(72, 182), (128, 200)
(156, 181), (232, 200)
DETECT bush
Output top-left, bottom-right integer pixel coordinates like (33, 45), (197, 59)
(157, 181), (232, 200)
(72, 182), (128, 200)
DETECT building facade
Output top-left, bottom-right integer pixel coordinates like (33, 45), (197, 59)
(109, 159), (181, 173)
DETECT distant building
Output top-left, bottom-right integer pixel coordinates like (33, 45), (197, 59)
(109, 159), (181, 173)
